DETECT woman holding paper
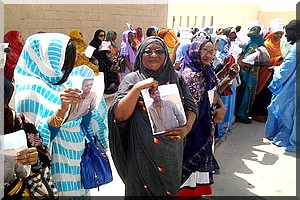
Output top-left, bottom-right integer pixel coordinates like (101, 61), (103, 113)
(3, 96), (56, 198)
(108, 36), (198, 196)
(90, 29), (119, 94)
(14, 33), (108, 196)
(179, 37), (226, 197)
(69, 29), (99, 75)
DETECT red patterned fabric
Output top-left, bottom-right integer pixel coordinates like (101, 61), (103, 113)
(177, 185), (212, 197)
(4, 30), (24, 81)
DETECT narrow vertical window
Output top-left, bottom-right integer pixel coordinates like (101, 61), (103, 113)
(179, 16), (182, 27)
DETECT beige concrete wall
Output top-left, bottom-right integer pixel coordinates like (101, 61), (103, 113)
(167, 3), (296, 31)
(167, 3), (262, 31)
(4, 4), (168, 46)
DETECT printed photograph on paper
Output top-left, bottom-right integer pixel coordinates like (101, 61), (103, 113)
(141, 84), (186, 135)
(65, 73), (104, 122)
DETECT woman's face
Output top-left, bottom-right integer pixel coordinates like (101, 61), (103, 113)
(142, 42), (166, 71)
(214, 40), (221, 51)
(112, 33), (117, 41)
(273, 31), (284, 41)
(128, 32), (135, 44)
(151, 30), (157, 36)
(199, 42), (215, 66)
(18, 32), (25, 45)
(98, 31), (105, 41)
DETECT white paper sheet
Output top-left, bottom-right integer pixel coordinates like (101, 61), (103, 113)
(100, 41), (111, 51)
(0, 129), (28, 157)
(0, 43), (9, 69)
(83, 45), (96, 58)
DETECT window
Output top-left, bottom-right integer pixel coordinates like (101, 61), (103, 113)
(187, 16), (190, 27)
(179, 16), (182, 27)
(172, 16), (175, 29)
(194, 16), (197, 27)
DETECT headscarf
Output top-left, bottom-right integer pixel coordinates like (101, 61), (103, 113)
(106, 30), (117, 48)
(69, 29), (86, 52)
(175, 42), (190, 63)
(15, 33), (71, 87)
(4, 30), (24, 81)
(243, 26), (265, 56)
(222, 27), (236, 37)
(150, 26), (159, 34)
(134, 27), (143, 43)
(69, 30), (99, 75)
(157, 28), (179, 57)
(133, 36), (178, 85)
(256, 31), (283, 94)
(264, 32), (282, 58)
(180, 37), (220, 181)
(269, 18), (285, 32)
(181, 37), (219, 95)
(14, 33), (108, 195)
(89, 29), (105, 48)
(14, 32), (104, 141)
(120, 30), (137, 67)
(108, 37), (198, 195)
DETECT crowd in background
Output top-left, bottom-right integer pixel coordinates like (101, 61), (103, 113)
(2, 18), (298, 198)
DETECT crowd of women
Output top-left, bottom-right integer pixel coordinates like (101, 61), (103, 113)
(2, 18), (298, 198)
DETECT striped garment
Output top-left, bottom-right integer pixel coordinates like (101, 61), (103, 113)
(14, 33), (108, 196)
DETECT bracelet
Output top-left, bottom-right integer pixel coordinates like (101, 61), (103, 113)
(53, 115), (63, 127)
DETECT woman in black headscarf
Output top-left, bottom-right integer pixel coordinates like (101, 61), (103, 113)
(108, 36), (198, 197)
(90, 29), (119, 94)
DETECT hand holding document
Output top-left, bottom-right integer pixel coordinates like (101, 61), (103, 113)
(141, 84), (186, 135)
(100, 41), (111, 51)
(84, 45), (96, 58)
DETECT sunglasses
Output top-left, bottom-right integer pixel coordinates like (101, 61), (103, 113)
(200, 49), (215, 56)
(99, 34), (105, 37)
(143, 49), (165, 57)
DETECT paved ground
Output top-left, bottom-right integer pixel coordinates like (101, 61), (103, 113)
(9, 91), (297, 198)
(91, 94), (297, 198)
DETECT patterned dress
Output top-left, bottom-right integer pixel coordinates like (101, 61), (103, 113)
(14, 33), (108, 196)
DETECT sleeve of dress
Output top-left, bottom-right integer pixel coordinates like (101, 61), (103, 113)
(36, 118), (54, 150)
(177, 72), (199, 117)
(88, 96), (109, 149)
(269, 45), (296, 95)
(119, 45), (129, 57)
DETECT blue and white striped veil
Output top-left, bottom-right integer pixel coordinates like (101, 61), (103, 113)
(14, 33), (108, 148)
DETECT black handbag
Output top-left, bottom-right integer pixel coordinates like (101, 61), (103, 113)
(80, 125), (113, 190)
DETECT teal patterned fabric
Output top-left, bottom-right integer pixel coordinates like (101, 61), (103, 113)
(14, 33), (108, 196)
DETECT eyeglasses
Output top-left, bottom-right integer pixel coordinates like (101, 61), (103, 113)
(200, 49), (215, 56)
(143, 49), (165, 57)
(99, 34), (105, 37)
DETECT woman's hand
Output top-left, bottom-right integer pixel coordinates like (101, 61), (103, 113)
(16, 147), (38, 165)
(114, 78), (159, 122)
(164, 110), (196, 142)
(164, 125), (191, 142)
(228, 63), (239, 80)
(211, 106), (226, 125)
(135, 77), (158, 92)
(60, 88), (83, 113)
